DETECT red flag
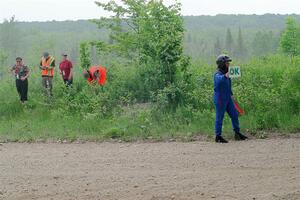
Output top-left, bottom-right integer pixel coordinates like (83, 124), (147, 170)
(234, 100), (245, 116)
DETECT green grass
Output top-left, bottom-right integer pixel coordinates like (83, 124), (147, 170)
(0, 101), (299, 143)
(1, 55), (300, 142)
(0, 103), (212, 142)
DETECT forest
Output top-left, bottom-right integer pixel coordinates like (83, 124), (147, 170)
(1, 14), (300, 66)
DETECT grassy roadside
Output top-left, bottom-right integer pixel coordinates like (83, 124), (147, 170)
(1, 55), (300, 142)
(0, 101), (299, 143)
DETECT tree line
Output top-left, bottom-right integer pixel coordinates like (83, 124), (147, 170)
(1, 14), (300, 68)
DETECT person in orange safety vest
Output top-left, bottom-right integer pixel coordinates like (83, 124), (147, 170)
(40, 52), (55, 96)
(83, 66), (107, 86)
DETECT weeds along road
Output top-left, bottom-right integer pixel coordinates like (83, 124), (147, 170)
(0, 138), (300, 200)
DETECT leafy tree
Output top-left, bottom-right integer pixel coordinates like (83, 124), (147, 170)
(80, 42), (91, 70)
(280, 17), (300, 57)
(92, 0), (192, 108)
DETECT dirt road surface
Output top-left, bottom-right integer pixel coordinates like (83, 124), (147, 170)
(0, 139), (300, 200)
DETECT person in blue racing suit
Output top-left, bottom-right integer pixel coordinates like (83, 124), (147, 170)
(213, 55), (248, 143)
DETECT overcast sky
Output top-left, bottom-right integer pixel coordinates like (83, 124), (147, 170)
(0, 0), (300, 22)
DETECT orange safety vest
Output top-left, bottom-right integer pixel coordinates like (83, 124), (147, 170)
(41, 56), (55, 77)
(87, 66), (107, 86)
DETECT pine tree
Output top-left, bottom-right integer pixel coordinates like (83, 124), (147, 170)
(252, 31), (278, 57)
(225, 28), (234, 55)
(214, 37), (222, 56)
(236, 27), (247, 59)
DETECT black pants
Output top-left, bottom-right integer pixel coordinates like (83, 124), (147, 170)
(63, 78), (73, 87)
(16, 79), (28, 102)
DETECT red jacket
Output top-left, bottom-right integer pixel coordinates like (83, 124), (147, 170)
(59, 60), (73, 80)
(87, 66), (107, 86)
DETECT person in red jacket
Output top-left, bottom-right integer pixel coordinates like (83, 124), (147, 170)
(59, 53), (73, 86)
(83, 66), (107, 86)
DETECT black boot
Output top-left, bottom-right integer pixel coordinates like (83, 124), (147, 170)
(215, 135), (228, 143)
(234, 132), (248, 141)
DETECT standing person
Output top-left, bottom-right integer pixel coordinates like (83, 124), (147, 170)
(11, 57), (30, 103)
(83, 66), (107, 86)
(40, 52), (55, 96)
(59, 53), (73, 87)
(213, 55), (248, 143)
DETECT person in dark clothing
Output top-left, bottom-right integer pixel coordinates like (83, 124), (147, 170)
(11, 57), (30, 103)
(213, 55), (248, 143)
(59, 53), (73, 87)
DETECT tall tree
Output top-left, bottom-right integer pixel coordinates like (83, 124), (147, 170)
(92, 0), (192, 108)
(225, 28), (234, 55)
(280, 17), (300, 57)
(235, 27), (247, 59)
(214, 37), (222, 56)
(252, 31), (279, 57)
(252, 31), (266, 56)
(70, 46), (79, 64)
(0, 16), (20, 64)
(79, 42), (91, 70)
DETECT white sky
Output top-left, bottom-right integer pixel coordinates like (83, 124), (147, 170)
(0, 0), (300, 22)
